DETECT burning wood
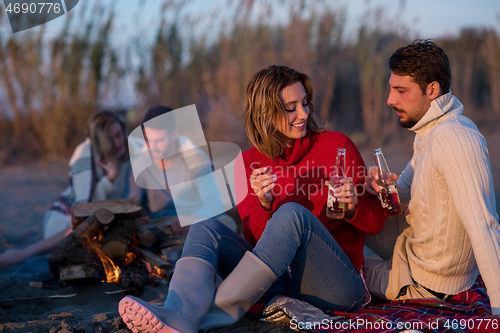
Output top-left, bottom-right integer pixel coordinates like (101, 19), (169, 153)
(59, 264), (106, 282)
(101, 219), (136, 267)
(134, 224), (157, 247)
(59, 208), (115, 253)
(48, 199), (181, 296)
(121, 265), (149, 296)
(134, 246), (173, 270)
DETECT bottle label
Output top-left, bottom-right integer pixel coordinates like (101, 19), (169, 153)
(380, 195), (391, 209)
(379, 185), (401, 214)
(327, 184), (337, 208)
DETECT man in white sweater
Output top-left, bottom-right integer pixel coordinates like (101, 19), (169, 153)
(364, 40), (500, 316)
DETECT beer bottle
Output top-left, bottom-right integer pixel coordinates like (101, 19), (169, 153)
(374, 148), (401, 216)
(326, 148), (347, 219)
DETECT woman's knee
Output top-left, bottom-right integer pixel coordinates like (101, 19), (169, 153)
(277, 202), (307, 214)
(183, 218), (226, 258)
(272, 202), (310, 223)
(189, 218), (220, 232)
(323, 277), (365, 312)
(188, 218), (233, 239)
(268, 202), (317, 231)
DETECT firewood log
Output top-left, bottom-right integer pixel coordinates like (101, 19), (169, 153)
(71, 199), (142, 227)
(133, 245), (174, 270)
(59, 264), (106, 282)
(48, 246), (101, 279)
(121, 263), (148, 296)
(58, 208), (115, 253)
(134, 224), (156, 247)
(101, 219), (135, 267)
(67, 247), (101, 265)
(149, 226), (180, 252)
(47, 248), (68, 279)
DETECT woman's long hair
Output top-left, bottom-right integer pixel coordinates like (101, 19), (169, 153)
(86, 111), (127, 161)
(244, 65), (326, 159)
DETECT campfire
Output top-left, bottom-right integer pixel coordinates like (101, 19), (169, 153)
(47, 199), (180, 296)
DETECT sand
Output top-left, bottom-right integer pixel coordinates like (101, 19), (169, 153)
(0, 160), (296, 333)
(1, 129), (499, 332)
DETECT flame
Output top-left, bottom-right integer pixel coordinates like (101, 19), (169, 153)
(79, 235), (169, 284)
(152, 266), (167, 279)
(125, 251), (137, 266)
(83, 235), (121, 283)
(93, 246), (122, 283)
(142, 260), (167, 282)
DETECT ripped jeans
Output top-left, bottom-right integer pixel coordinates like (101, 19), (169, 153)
(182, 202), (364, 312)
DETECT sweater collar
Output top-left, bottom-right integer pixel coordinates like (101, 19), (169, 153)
(277, 130), (313, 165)
(410, 91), (463, 135)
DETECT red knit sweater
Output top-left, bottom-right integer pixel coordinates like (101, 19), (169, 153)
(236, 131), (385, 272)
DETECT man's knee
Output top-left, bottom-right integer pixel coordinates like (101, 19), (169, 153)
(364, 257), (391, 300)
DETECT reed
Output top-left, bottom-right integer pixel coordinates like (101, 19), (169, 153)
(0, 0), (499, 161)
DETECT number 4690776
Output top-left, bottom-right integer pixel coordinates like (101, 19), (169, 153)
(6, 2), (61, 14)
(443, 318), (498, 330)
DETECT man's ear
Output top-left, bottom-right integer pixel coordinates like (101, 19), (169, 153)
(426, 81), (441, 100)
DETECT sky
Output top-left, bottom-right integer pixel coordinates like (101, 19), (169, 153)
(341, 0), (500, 39)
(0, 0), (499, 108)
(1, 0), (499, 41)
(106, 0), (500, 44)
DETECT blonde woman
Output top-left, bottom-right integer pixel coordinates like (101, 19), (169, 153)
(119, 66), (385, 333)
(0, 111), (132, 267)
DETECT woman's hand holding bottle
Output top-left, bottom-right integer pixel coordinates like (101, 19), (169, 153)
(325, 177), (358, 214)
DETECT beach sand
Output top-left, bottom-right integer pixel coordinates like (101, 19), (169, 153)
(1, 130), (499, 332)
(0, 160), (296, 333)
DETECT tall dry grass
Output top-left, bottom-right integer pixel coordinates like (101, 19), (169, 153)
(0, 3), (121, 160)
(0, 0), (499, 162)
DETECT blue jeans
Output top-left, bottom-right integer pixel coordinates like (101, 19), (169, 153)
(182, 202), (364, 312)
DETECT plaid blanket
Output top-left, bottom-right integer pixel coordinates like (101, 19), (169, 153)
(307, 277), (496, 333)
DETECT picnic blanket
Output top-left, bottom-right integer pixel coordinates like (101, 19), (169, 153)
(261, 276), (497, 332)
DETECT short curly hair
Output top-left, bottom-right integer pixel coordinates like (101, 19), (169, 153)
(389, 39), (451, 95)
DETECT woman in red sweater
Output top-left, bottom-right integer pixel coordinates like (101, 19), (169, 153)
(119, 65), (385, 333)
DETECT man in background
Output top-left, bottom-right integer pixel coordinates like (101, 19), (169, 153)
(130, 106), (237, 235)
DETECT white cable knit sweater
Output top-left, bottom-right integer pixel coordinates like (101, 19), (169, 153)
(394, 92), (500, 315)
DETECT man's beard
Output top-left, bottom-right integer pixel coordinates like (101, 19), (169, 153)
(394, 107), (419, 129)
